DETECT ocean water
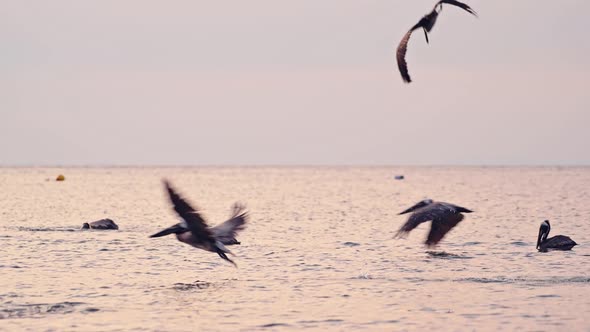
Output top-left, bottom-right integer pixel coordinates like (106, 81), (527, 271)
(0, 167), (589, 331)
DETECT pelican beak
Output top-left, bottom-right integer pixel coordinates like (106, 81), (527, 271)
(456, 207), (473, 213)
(536, 227), (544, 250)
(398, 206), (415, 215)
(399, 200), (431, 215)
(149, 224), (185, 238)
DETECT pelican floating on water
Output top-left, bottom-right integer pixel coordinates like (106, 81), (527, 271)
(396, 0), (477, 83)
(82, 218), (118, 230)
(536, 220), (577, 252)
(150, 180), (248, 266)
(395, 199), (473, 247)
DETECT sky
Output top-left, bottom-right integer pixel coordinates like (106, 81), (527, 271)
(1, 0), (589, 166)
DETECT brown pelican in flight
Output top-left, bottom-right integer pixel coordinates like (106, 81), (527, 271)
(150, 180), (248, 266)
(536, 220), (577, 252)
(395, 199), (473, 247)
(396, 0), (477, 83)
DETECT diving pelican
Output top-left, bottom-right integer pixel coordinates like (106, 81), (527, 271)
(150, 180), (248, 266)
(536, 220), (577, 252)
(396, 0), (477, 83)
(395, 199), (473, 247)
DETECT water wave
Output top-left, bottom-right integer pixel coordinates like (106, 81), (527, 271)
(426, 251), (473, 259)
(456, 276), (590, 284)
(0, 301), (91, 320)
(172, 281), (212, 291)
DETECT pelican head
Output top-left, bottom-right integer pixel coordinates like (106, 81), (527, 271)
(536, 220), (550, 250)
(149, 223), (187, 238)
(398, 199), (434, 215)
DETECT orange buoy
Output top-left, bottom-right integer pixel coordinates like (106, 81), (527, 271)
(56, 174), (65, 181)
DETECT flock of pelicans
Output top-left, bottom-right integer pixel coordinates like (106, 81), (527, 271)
(81, 180), (578, 267)
(80, 0), (580, 265)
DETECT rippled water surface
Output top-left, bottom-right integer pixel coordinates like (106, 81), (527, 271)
(1, 167), (589, 331)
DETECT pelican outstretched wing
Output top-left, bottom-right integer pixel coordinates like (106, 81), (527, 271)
(396, 22), (424, 84)
(163, 180), (214, 243)
(396, 29), (414, 83)
(425, 213), (464, 247)
(438, 0), (477, 16)
(395, 203), (440, 237)
(395, 202), (468, 239)
(211, 203), (248, 245)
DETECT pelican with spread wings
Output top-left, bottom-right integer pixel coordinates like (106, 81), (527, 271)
(396, 0), (477, 83)
(150, 180), (248, 266)
(395, 199), (473, 247)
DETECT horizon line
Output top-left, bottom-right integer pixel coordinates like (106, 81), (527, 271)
(1, 164), (589, 168)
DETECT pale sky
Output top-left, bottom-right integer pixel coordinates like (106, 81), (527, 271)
(2, 0), (589, 166)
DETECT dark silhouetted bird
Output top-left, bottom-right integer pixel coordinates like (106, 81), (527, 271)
(396, 0), (477, 83)
(82, 218), (118, 230)
(395, 199), (473, 247)
(150, 180), (248, 266)
(536, 220), (577, 252)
